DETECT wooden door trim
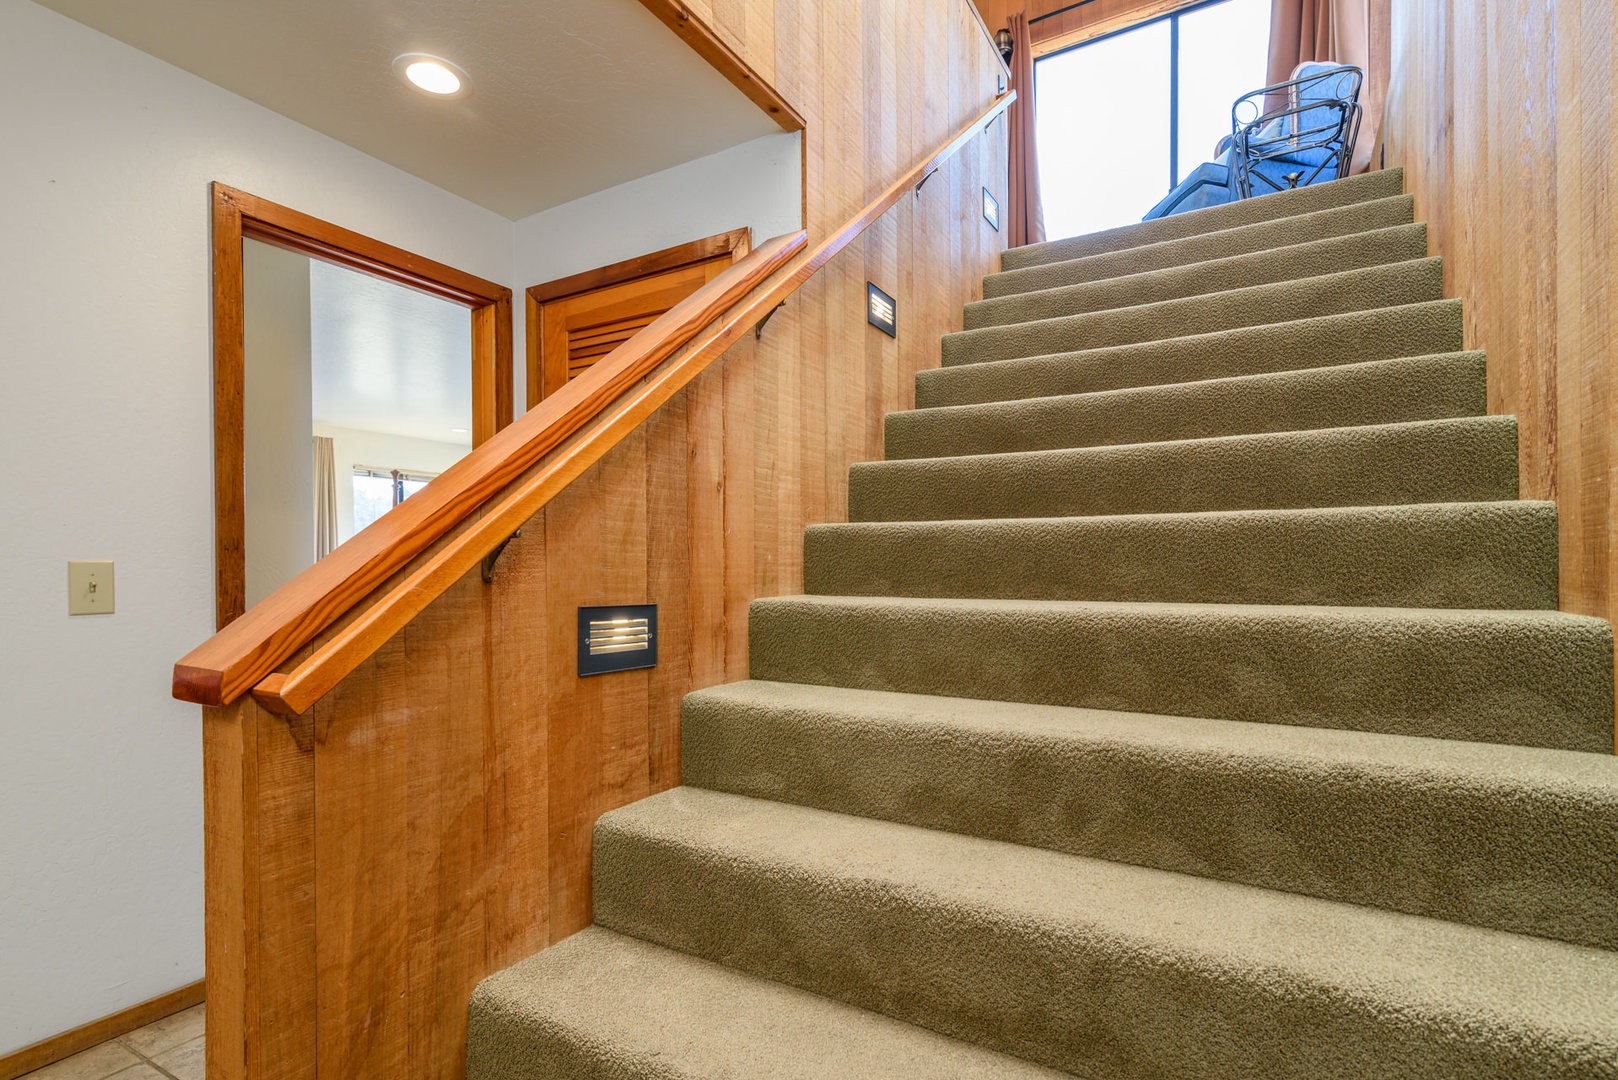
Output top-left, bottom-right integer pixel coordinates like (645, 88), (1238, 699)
(524, 227), (750, 408)
(210, 182), (513, 628)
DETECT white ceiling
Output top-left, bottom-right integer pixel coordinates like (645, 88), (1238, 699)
(308, 257), (474, 446)
(34, 0), (780, 218)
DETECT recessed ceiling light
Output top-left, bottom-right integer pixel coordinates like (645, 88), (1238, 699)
(450, 427), (469, 434)
(393, 53), (470, 98)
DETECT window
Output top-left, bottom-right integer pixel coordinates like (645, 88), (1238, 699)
(352, 466), (438, 534)
(1036, 0), (1272, 238)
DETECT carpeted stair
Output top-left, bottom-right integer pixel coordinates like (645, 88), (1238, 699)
(468, 168), (1618, 1079)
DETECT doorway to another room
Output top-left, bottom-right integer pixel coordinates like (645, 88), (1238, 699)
(215, 184), (513, 625)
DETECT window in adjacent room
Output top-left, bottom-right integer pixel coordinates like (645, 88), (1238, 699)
(352, 466), (439, 535)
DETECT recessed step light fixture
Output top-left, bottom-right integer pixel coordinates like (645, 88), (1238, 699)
(393, 53), (471, 98)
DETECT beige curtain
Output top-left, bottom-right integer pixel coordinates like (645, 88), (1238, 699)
(1266, 0), (1384, 173)
(313, 435), (338, 560)
(1006, 12), (1046, 248)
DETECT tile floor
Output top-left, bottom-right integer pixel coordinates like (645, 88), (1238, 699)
(19, 1005), (203, 1080)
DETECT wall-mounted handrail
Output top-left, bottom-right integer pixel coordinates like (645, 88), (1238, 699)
(172, 233), (804, 707)
(176, 91), (1013, 714)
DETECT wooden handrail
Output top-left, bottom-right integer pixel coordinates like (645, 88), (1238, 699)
(184, 90), (1013, 715)
(172, 231), (805, 707)
(249, 90), (1014, 716)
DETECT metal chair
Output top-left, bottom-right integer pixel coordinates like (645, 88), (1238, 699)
(1229, 63), (1364, 199)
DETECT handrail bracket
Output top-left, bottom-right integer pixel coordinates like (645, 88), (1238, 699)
(481, 529), (522, 583)
(754, 300), (787, 340)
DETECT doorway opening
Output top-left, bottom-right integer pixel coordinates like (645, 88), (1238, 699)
(212, 183), (513, 626)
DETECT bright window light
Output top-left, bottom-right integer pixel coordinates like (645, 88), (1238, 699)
(1036, 0), (1272, 238)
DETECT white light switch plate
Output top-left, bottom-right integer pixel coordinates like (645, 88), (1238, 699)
(68, 560), (115, 615)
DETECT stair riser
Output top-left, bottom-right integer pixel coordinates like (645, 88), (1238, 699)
(965, 224), (1429, 330)
(594, 793), (1618, 1079)
(468, 929), (1065, 1080)
(852, 417), (1519, 523)
(888, 353), (1485, 460)
(944, 258), (1444, 367)
(1003, 168), (1406, 270)
(804, 503), (1559, 610)
(682, 689), (1618, 950)
(747, 598), (1615, 751)
(984, 195), (1416, 298)
(918, 300), (1464, 408)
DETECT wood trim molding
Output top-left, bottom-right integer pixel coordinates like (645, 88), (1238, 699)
(0, 980), (204, 1080)
(208, 183), (514, 627)
(1032, 0), (1208, 56)
(634, 1), (806, 131)
(524, 228), (752, 409)
(249, 92), (1016, 717)
(175, 229), (805, 710)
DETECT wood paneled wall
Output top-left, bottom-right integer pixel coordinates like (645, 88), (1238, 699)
(206, 3), (1009, 1078)
(1381, 0), (1617, 744)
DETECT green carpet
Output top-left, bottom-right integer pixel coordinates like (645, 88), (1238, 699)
(469, 170), (1618, 1079)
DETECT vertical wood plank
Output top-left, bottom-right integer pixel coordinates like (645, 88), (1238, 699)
(1384, 0), (1618, 746)
(253, 705), (316, 1080)
(545, 432), (651, 941)
(484, 524), (551, 971)
(404, 578), (489, 1079)
(314, 650), (409, 1077)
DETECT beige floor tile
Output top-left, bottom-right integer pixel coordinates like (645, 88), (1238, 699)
(118, 1005), (204, 1059)
(106, 1067), (167, 1080)
(20, 1040), (141, 1080)
(148, 1036), (203, 1080)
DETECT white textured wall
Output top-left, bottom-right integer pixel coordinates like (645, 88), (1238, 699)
(510, 130), (802, 406)
(0, 1), (513, 1054)
(244, 241), (315, 607)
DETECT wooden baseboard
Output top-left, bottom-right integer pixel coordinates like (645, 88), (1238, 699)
(0, 980), (205, 1080)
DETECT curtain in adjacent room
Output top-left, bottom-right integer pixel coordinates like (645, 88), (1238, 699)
(1266, 0), (1385, 173)
(313, 435), (338, 560)
(1007, 12), (1047, 247)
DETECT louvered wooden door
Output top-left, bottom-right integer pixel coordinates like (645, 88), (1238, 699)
(536, 256), (729, 400)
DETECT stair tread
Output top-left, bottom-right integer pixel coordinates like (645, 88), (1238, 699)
(685, 679), (1618, 948)
(804, 500), (1559, 610)
(755, 590), (1607, 627)
(1003, 168), (1405, 270)
(943, 257), (1444, 367)
(595, 786), (1618, 1078)
(965, 222), (1429, 329)
(469, 927), (1067, 1079)
(748, 593), (1614, 752)
(918, 300), (1464, 408)
(983, 193), (1416, 298)
(887, 352), (1485, 459)
(851, 415), (1519, 523)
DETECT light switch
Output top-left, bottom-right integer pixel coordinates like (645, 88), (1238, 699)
(68, 560), (115, 615)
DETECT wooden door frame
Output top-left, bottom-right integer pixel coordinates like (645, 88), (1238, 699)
(524, 227), (751, 408)
(211, 181), (514, 628)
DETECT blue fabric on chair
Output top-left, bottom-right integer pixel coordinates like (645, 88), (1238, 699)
(1142, 159), (1235, 221)
(1146, 62), (1362, 219)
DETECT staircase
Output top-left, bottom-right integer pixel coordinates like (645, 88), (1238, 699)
(467, 169), (1618, 1078)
